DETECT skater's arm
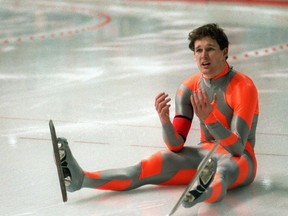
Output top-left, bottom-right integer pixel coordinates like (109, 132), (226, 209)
(155, 86), (193, 152)
(197, 79), (258, 156)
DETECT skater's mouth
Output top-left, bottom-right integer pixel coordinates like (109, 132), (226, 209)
(201, 62), (211, 66)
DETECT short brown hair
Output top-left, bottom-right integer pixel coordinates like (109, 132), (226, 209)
(188, 23), (229, 52)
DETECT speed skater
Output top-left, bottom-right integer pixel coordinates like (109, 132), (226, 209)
(55, 23), (259, 208)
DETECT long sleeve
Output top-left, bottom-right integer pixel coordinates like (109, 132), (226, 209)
(203, 76), (259, 156)
(162, 84), (194, 152)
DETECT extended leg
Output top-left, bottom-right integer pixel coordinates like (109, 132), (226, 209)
(59, 138), (206, 192)
(83, 147), (206, 190)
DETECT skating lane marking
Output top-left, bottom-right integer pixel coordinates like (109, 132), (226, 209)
(230, 43), (288, 62)
(1, 2), (111, 45)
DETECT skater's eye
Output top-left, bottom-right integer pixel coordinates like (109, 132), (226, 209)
(195, 48), (203, 53)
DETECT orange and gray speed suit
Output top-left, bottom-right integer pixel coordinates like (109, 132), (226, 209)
(62, 62), (259, 205)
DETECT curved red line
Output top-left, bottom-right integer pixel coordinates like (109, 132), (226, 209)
(128, 0), (288, 7)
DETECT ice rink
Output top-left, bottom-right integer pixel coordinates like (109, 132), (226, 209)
(1, 0), (288, 215)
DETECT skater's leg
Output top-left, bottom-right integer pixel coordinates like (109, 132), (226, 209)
(182, 157), (218, 208)
(59, 138), (206, 192)
(83, 147), (205, 191)
(182, 150), (256, 208)
(205, 151), (256, 203)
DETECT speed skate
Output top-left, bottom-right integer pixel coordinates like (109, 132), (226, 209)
(49, 120), (68, 202)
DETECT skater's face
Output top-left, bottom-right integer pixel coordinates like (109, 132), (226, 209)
(194, 36), (228, 79)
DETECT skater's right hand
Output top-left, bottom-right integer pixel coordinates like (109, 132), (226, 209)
(155, 92), (171, 125)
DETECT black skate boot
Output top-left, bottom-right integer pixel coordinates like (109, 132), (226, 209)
(182, 158), (217, 208)
(57, 137), (84, 192)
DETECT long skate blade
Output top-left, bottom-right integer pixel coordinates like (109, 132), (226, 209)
(49, 120), (68, 202)
(167, 141), (220, 215)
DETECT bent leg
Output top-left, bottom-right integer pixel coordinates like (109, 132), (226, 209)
(200, 151), (256, 204)
(182, 147), (256, 208)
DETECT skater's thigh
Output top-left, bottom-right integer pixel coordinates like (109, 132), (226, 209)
(215, 152), (255, 188)
(160, 146), (206, 170)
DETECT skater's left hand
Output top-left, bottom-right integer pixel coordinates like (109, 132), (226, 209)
(191, 89), (214, 121)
